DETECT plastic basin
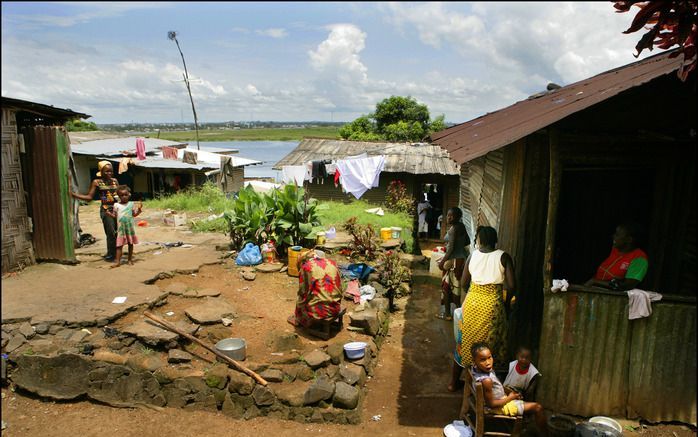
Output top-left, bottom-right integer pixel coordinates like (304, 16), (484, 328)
(344, 341), (367, 360)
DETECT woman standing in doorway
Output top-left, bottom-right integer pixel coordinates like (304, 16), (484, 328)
(71, 161), (120, 262)
(448, 225), (515, 392)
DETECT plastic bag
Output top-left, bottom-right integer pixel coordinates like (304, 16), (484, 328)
(235, 242), (262, 266)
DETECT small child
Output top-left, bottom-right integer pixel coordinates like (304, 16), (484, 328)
(106, 185), (142, 267)
(503, 346), (541, 401)
(470, 342), (548, 436)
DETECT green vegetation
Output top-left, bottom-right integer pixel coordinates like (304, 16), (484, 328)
(144, 182), (233, 214)
(316, 200), (413, 252)
(143, 126), (341, 142)
(339, 96), (445, 142)
(66, 119), (99, 131)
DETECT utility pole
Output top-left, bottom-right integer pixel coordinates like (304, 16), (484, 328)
(168, 31), (200, 150)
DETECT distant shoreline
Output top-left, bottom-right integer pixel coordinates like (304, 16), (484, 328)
(132, 126), (340, 142)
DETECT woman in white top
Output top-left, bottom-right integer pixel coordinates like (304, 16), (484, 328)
(448, 225), (516, 392)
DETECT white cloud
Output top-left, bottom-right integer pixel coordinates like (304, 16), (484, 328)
(308, 24), (368, 84)
(256, 28), (288, 38)
(7, 2), (168, 29)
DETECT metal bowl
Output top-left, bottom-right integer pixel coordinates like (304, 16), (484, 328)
(215, 338), (246, 361)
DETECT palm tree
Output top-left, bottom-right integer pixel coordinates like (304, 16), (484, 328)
(168, 31), (200, 150)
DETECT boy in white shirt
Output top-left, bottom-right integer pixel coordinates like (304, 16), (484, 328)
(503, 346), (541, 401)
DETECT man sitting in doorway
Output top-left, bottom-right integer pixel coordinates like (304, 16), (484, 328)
(584, 222), (648, 291)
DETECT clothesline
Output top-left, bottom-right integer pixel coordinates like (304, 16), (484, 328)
(280, 154), (385, 200)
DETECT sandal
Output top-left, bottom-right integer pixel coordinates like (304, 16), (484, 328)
(435, 312), (452, 321)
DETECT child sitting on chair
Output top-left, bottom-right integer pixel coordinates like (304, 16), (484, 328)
(503, 345), (541, 401)
(471, 342), (548, 436)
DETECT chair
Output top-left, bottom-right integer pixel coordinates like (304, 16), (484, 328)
(306, 308), (346, 340)
(460, 369), (524, 437)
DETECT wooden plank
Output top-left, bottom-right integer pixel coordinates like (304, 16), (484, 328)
(543, 128), (561, 293)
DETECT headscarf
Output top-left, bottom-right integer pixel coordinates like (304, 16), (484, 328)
(96, 160), (112, 177)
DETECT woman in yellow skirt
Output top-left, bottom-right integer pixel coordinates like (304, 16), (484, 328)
(448, 225), (516, 392)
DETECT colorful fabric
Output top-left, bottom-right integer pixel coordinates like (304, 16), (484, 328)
(97, 178), (119, 210)
(114, 201), (139, 247)
(594, 247), (648, 281)
(96, 160), (111, 177)
(455, 282), (507, 367)
(162, 146), (179, 160)
(136, 138), (146, 160)
(295, 257), (343, 328)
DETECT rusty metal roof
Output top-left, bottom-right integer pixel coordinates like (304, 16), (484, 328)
(1, 96), (90, 120)
(273, 138), (460, 175)
(431, 50), (684, 164)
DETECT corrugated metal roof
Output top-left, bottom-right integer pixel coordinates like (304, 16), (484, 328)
(71, 137), (188, 156)
(105, 156), (214, 171)
(273, 138), (459, 175)
(2, 96), (90, 120)
(431, 50), (684, 164)
(177, 147), (261, 168)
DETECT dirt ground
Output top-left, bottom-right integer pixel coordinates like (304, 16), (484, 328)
(1, 206), (695, 437)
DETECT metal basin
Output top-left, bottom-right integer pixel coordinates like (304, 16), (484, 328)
(215, 338), (246, 361)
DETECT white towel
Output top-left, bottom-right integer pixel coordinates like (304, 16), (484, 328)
(336, 155), (385, 199)
(551, 279), (569, 293)
(281, 165), (307, 186)
(626, 289), (662, 320)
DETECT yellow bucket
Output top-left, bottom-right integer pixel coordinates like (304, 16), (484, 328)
(316, 232), (326, 245)
(287, 246), (310, 277)
(380, 227), (392, 241)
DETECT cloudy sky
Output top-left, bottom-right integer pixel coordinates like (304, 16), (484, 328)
(1, 2), (654, 124)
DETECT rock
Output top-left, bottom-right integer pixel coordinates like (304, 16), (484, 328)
(349, 309), (379, 337)
(310, 409), (324, 423)
(351, 353), (373, 375)
(18, 322), (35, 339)
(196, 288), (221, 297)
(168, 349), (192, 363)
(327, 342), (344, 365)
(5, 335), (26, 353)
(275, 381), (310, 407)
(222, 392), (245, 419)
(252, 385), (275, 406)
(13, 353), (92, 399)
(333, 381), (359, 409)
(165, 282), (189, 295)
(325, 364), (339, 380)
(242, 271), (257, 281)
(201, 325), (231, 344)
(303, 350), (331, 369)
(153, 366), (203, 384)
(296, 366), (315, 382)
(87, 363), (163, 407)
(269, 351), (301, 365)
(228, 370), (255, 395)
(260, 368), (284, 383)
(107, 339), (125, 351)
(55, 329), (74, 340)
(121, 320), (178, 345)
(205, 365), (229, 389)
(126, 354), (165, 372)
(243, 405), (260, 420)
(255, 263), (284, 273)
(367, 297), (389, 313)
(68, 330), (90, 344)
(93, 350), (128, 365)
(303, 377), (335, 405)
(367, 338), (378, 357)
(185, 299), (236, 324)
(369, 281), (387, 295)
(339, 363), (366, 386)
(269, 332), (302, 352)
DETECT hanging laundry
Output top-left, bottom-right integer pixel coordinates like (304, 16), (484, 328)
(325, 162), (337, 175)
(281, 165), (307, 186)
(118, 157), (134, 174)
(136, 138), (146, 160)
(336, 155), (385, 199)
(183, 150), (198, 165)
(334, 168), (341, 187)
(161, 146), (179, 160)
(311, 160), (328, 180)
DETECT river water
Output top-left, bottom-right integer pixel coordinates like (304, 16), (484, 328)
(197, 140), (298, 180)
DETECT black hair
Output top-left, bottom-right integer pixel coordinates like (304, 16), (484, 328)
(470, 342), (490, 358)
(476, 226), (498, 247)
(117, 184), (131, 193)
(618, 221), (644, 247)
(516, 345), (532, 355)
(449, 207), (463, 222)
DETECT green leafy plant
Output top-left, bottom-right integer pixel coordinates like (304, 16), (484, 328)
(343, 217), (381, 261)
(386, 180), (413, 214)
(377, 250), (412, 312)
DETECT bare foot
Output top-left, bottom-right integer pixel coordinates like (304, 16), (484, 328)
(287, 315), (299, 327)
(128, 260), (134, 265)
(110, 263), (121, 269)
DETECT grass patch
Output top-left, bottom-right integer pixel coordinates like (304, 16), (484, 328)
(316, 200), (414, 252)
(142, 126), (341, 142)
(143, 182), (234, 215)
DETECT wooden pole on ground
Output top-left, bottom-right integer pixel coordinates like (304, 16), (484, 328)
(143, 311), (267, 386)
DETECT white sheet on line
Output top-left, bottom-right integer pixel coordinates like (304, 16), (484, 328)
(281, 165), (307, 187)
(336, 155), (385, 199)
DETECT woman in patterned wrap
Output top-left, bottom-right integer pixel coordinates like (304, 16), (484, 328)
(287, 250), (343, 328)
(448, 225), (516, 392)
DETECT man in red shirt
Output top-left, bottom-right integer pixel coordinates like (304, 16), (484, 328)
(585, 222), (648, 291)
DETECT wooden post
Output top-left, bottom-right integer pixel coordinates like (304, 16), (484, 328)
(542, 128), (561, 294)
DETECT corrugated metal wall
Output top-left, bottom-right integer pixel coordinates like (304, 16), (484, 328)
(1, 108), (35, 272)
(458, 149), (505, 232)
(24, 126), (75, 261)
(539, 290), (696, 424)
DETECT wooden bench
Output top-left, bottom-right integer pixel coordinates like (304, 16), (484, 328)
(461, 369), (524, 437)
(306, 308), (346, 340)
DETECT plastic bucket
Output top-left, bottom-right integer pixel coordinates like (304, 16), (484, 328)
(380, 227), (392, 241)
(287, 246), (310, 277)
(549, 415), (577, 437)
(391, 227), (402, 239)
(317, 232), (326, 245)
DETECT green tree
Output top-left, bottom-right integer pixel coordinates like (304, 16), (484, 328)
(339, 96), (446, 142)
(65, 119), (98, 131)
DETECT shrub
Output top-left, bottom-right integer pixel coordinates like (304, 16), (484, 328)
(386, 180), (413, 215)
(343, 217), (381, 261)
(377, 250), (412, 312)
